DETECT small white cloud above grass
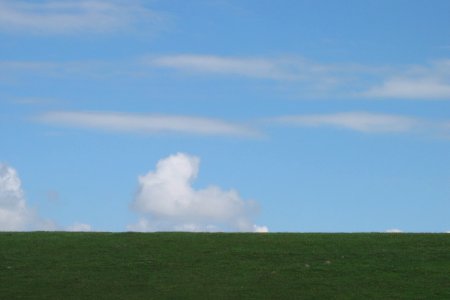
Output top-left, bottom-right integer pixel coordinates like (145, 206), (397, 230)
(128, 153), (268, 232)
(385, 228), (403, 233)
(67, 223), (92, 232)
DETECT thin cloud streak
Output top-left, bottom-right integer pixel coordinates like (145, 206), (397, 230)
(148, 54), (373, 87)
(364, 78), (450, 99)
(0, 60), (127, 82)
(37, 111), (261, 138)
(272, 112), (422, 133)
(2, 53), (449, 100)
(2, 53), (450, 100)
(363, 59), (450, 99)
(0, 0), (161, 34)
(150, 54), (300, 80)
(150, 54), (450, 100)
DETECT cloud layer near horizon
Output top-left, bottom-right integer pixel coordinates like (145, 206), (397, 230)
(128, 153), (268, 232)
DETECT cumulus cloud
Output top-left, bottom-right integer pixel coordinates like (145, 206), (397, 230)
(0, 163), (33, 230)
(0, 163), (55, 231)
(272, 112), (422, 133)
(128, 153), (268, 232)
(67, 222), (92, 232)
(0, 0), (160, 34)
(37, 111), (261, 138)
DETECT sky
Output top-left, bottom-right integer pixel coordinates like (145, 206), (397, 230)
(1, 0), (450, 233)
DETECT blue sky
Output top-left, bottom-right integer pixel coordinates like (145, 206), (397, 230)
(1, 0), (449, 232)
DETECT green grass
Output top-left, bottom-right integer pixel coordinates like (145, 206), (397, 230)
(0, 232), (449, 299)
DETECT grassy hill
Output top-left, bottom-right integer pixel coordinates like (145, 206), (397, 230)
(0, 232), (449, 299)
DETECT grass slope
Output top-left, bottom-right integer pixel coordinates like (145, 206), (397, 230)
(0, 232), (449, 299)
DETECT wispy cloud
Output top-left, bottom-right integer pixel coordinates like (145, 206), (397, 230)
(0, 55), (376, 90)
(3, 52), (450, 100)
(37, 111), (261, 138)
(272, 112), (422, 134)
(128, 153), (268, 232)
(364, 78), (450, 99)
(150, 54), (303, 80)
(363, 60), (450, 99)
(150, 54), (450, 100)
(8, 97), (63, 106)
(148, 54), (379, 98)
(0, 0), (161, 34)
(0, 60), (124, 83)
(271, 112), (450, 138)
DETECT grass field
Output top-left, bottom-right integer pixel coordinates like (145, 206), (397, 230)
(0, 232), (449, 299)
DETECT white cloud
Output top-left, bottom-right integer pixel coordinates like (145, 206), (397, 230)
(147, 54), (394, 93)
(0, 163), (55, 231)
(148, 54), (359, 87)
(0, 0), (160, 34)
(150, 54), (299, 80)
(364, 60), (450, 99)
(3, 51), (449, 101)
(0, 163), (32, 230)
(272, 112), (450, 138)
(253, 225), (269, 233)
(272, 112), (421, 133)
(0, 60), (132, 82)
(152, 54), (450, 100)
(364, 78), (450, 99)
(385, 228), (403, 233)
(37, 111), (261, 138)
(67, 222), (92, 232)
(128, 153), (267, 232)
